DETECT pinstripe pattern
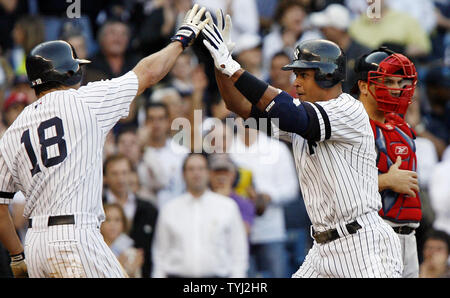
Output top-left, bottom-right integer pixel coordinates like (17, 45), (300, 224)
(272, 93), (403, 277)
(292, 212), (402, 277)
(0, 71), (138, 277)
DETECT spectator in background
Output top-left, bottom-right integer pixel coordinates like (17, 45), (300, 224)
(7, 74), (36, 105)
(101, 203), (145, 278)
(429, 156), (450, 237)
(140, 102), (188, 208)
(103, 154), (158, 278)
(115, 127), (154, 203)
(419, 229), (450, 278)
(9, 16), (45, 77)
(60, 26), (89, 59)
(36, 0), (100, 57)
(195, 0), (259, 42)
(0, 0), (30, 53)
(85, 20), (140, 82)
(208, 153), (255, 236)
(2, 91), (29, 128)
(261, 0), (321, 75)
(267, 51), (296, 97)
(229, 118), (299, 278)
(150, 87), (185, 128)
(233, 34), (264, 80)
(309, 3), (370, 96)
(386, 0), (437, 35)
(419, 65), (450, 160)
(348, 0), (431, 59)
(169, 51), (197, 97)
(433, 0), (450, 62)
(138, 0), (179, 57)
(152, 153), (248, 278)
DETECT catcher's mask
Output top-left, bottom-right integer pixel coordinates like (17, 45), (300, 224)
(354, 47), (417, 116)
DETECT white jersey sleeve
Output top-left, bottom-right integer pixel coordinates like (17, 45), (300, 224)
(0, 152), (17, 205)
(76, 71), (139, 135)
(307, 93), (370, 144)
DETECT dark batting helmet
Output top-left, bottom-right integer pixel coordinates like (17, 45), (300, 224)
(281, 39), (346, 88)
(26, 40), (91, 88)
(353, 47), (417, 115)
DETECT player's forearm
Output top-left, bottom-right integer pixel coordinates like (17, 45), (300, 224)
(214, 68), (252, 119)
(0, 205), (23, 255)
(133, 42), (183, 96)
(229, 69), (280, 112)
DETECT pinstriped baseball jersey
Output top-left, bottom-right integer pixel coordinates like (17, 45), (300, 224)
(0, 71), (138, 222)
(272, 93), (382, 233)
(272, 92), (402, 277)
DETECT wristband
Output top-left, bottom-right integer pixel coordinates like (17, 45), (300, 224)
(234, 71), (269, 105)
(10, 252), (25, 262)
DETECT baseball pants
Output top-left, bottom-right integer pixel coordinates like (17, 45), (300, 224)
(292, 212), (403, 278)
(24, 214), (126, 278)
(397, 230), (419, 278)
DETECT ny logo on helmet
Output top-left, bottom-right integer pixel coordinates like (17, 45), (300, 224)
(294, 47), (300, 60)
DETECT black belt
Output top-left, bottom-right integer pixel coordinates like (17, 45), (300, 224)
(313, 221), (362, 244)
(28, 215), (75, 228)
(393, 226), (415, 235)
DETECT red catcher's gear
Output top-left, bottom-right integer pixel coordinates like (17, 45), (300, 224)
(371, 113), (422, 223)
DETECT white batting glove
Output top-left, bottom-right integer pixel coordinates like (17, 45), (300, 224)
(205, 9), (235, 53)
(202, 21), (241, 77)
(171, 4), (210, 49)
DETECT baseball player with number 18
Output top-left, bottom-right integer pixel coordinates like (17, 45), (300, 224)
(0, 4), (210, 278)
(202, 10), (403, 277)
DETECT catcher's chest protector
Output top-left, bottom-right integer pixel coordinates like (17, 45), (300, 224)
(370, 116), (422, 223)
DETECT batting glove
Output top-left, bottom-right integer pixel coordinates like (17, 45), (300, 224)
(205, 9), (235, 54)
(10, 252), (28, 278)
(202, 22), (241, 77)
(170, 4), (210, 50)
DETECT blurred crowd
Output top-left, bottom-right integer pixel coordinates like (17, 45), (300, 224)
(0, 0), (449, 278)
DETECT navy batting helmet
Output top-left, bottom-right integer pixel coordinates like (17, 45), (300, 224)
(282, 39), (346, 88)
(26, 40), (91, 88)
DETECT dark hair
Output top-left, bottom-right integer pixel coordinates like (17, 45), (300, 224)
(103, 153), (134, 175)
(272, 50), (290, 61)
(116, 125), (138, 143)
(33, 81), (65, 97)
(274, 0), (306, 24)
(425, 229), (450, 251)
(146, 102), (170, 118)
(182, 152), (209, 172)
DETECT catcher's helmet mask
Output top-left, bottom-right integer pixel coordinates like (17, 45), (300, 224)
(353, 47), (417, 115)
(26, 40), (91, 89)
(282, 39), (346, 89)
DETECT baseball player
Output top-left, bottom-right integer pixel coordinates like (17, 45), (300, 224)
(201, 11), (403, 277)
(0, 4), (210, 278)
(353, 47), (421, 277)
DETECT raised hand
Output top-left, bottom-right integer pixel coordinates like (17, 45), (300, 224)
(170, 4), (210, 49)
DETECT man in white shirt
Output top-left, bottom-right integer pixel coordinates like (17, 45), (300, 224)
(229, 119), (299, 277)
(141, 102), (189, 208)
(152, 153), (248, 278)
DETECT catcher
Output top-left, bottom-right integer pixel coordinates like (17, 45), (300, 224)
(353, 47), (421, 277)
